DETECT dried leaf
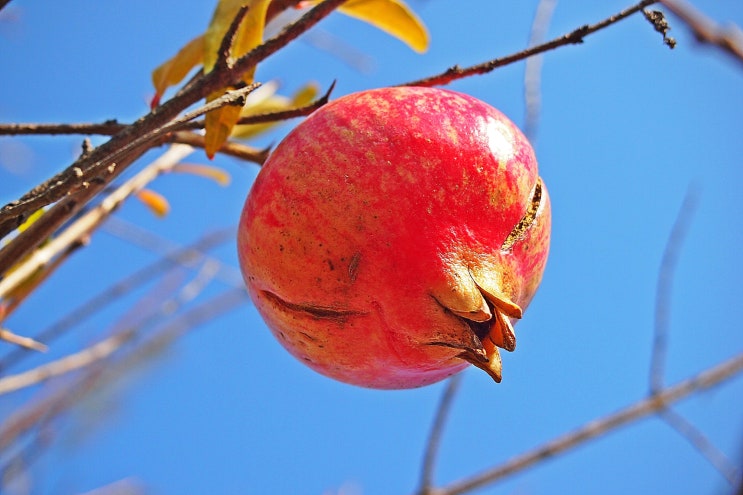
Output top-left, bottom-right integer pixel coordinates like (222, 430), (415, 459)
(150, 35), (205, 108)
(172, 163), (232, 186)
(303, 0), (429, 53)
(232, 81), (319, 139)
(136, 189), (170, 218)
(204, 0), (272, 157)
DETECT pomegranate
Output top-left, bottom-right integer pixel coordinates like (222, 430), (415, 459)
(237, 86), (550, 389)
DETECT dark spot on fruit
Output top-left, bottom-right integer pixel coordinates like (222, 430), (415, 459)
(348, 252), (361, 282)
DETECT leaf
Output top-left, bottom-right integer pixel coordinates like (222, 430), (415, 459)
(150, 35), (205, 108)
(172, 163), (232, 186)
(204, 0), (272, 158)
(303, 0), (429, 53)
(136, 189), (170, 217)
(231, 81), (319, 139)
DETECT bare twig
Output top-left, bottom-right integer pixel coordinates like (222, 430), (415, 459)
(523, 0), (558, 143)
(216, 5), (252, 70)
(0, 80), (335, 141)
(403, 0), (657, 87)
(77, 478), (146, 495)
(0, 330), (135, 396)
(0, 284), (244, 452)
(234, 79), (336, 125)
(659, 408), (741, 485)
(659, 0), (743, 66)
(0, 121), (125, 136)
(168, 131), (270, 163)
(429, 352), (743, 495)
(0, 226), (235, 373)
(417, 373), (463, 495)
(650, 185), (699, 393)
(0, 328), (47, 352)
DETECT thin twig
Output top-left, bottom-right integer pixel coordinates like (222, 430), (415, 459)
(233, 79), (336, 125)
(216, 5), (252, 70)
(168, 131), (270, 163)
(0, 328), (47, 352)
(229, 0), (348, 82)
(0, 80), (335, 139)
(0, 121), (125, 136)
(417, 373), (464, 495)
(659, 0), (743, 67)
(403, 0), (657, 87)
(0, 330), (135, 396)
(77, 478), (145, 495)
(650, 185), (699, 393)
(659, 408), (741, 485)
(0, 226), (236, 373)
(523, 0), (558, 143)
(0, 287), (246, 452)
(430, 351), (743, 495)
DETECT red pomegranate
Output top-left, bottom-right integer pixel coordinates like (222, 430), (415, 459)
(238, 86), (551, 389)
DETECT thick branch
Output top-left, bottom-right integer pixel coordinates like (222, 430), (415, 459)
(0, 145), (195, 301)
(0, 0), (347, 241)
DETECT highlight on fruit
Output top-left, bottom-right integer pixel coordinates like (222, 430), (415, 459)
(237, 86), (551, 389)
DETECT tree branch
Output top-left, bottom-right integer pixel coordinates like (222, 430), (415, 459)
(659, 0), (743, 67)
(430, 352), (743, 495)
(523, 0), (559, 143)
(403, 0), (657, 87)
(650, 185), (699, 393)
(0, 144), (195, 302)
(0, 0), (347, 241)
(417, 374), (463, 495)
(659, 408), (741, 485)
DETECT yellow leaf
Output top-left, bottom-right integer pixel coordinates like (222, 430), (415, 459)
(136, 189), (170, 217)
(204, 97), (244, 159)
(173, 163), (232, 186)
(204, 0), (271, 78)
(151, 35), (205, 107)
(232, 82), (319, 139)
(204, 0), (272, 157)
(304, 0), (429, 53)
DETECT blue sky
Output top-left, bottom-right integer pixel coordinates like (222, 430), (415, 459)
(1, 1), (742, 494)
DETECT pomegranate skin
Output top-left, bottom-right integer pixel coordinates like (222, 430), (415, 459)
(238, 86), (551, 389)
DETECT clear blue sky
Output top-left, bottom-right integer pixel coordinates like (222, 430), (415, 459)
(1, 1), (742, 494)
